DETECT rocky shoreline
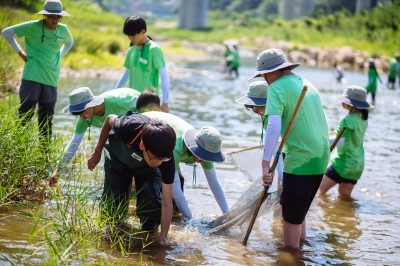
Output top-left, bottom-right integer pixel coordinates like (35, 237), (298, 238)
(181, 38), (390, 73)
(59, 39), (390, 81)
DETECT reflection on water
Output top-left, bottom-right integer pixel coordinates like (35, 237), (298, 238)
(1, 62), (400, 265)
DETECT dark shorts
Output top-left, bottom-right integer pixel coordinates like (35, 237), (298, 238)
(325, 165), (357, 185)
(388, 77), (396, 83)
(280, 173), (323, 224)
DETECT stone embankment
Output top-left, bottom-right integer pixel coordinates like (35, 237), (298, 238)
(181, 38), (390, 73)
(58, 38), (390, 80)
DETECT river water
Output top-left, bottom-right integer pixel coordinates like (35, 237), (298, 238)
(1, 61), (400, 265)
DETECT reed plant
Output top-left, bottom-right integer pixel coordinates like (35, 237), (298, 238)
(17, 161), (156, 264)
(0, 96), (66, 209)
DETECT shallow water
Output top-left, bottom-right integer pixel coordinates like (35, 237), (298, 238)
(1, 61), (400, 265)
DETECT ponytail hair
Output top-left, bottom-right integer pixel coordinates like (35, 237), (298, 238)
(360, 109), (369, 120)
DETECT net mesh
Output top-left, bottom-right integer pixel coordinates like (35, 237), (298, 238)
(206, 147), (282, 238)
(208, 178), (281, 235)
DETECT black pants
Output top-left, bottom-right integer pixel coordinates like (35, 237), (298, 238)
(19, 79), (57, 142)
(102, 147), (162, 231)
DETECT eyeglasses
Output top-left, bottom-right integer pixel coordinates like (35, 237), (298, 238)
(145, 149), (171, 162)
(245, 105), (263, 112)
(46, 15), (62, 20)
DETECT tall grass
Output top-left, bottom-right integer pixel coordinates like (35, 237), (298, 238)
(19, 166), (155, 265)
(0, 97), (65, 209)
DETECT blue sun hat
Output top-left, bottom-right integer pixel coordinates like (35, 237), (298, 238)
(235, 81), (268, 106)
(248, 48), (299, 80)
(62, 87), (104, 114)
(333, 85), (373, 109)
(37, 0), (70, 17)
(184, 126), (226, 163)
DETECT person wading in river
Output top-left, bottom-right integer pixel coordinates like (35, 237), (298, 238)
(248, 48), (330, 249)
(317, 85), (372, 199)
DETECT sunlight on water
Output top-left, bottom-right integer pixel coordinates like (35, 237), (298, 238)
(2, 62), (400, 265)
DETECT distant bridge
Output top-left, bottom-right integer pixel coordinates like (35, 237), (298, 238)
(179, 0), (391, 30)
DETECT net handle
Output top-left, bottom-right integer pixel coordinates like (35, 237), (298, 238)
(331, 127), (346, 152)
(243, 85), (308, 246)
(226, 145), (263, 156)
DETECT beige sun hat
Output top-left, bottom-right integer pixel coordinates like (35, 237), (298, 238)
(184, 126), (226, 163)
(333, 85), (373, 109)
(62, 87), (104, 114)
(37, 0), (70, 17)
(248, 48), (299, 80)
(235, 81), (268, 106)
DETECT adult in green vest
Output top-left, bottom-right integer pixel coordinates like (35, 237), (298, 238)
(249, 48), (330, 249)
(2, 0), (73, 142)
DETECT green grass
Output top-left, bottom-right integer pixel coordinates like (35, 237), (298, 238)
(0, 97), (66, 209)
(149, 7), (399, 57)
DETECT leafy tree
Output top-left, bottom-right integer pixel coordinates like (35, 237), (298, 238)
(226, 0), (263, 12)
(0, 0), (42, 11)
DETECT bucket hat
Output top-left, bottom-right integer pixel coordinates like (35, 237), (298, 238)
(235, 81), (268, 106)
(37, 0), (70, 17)
(62, 87), (104, 114)
(333, 85), (373, 109)
(248, 48), (299, 80)
(184, 126), (226, 163)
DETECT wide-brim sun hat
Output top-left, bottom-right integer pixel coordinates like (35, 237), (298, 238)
(37, 0), (70, 17)
(62, 87), (104, 114)
(235, 80), (268, 106)
(333, 85), (373, 109)
(184, 126), (226, 163)
(248, 48), (300, 80)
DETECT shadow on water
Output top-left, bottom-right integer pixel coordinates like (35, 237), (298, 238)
(2, 62), (400, 265)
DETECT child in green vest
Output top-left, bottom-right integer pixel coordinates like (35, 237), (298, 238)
(365, 58), (382, 105)
(88, 112), (176, 245)
(317, 85), (372, 199)
(115, 16), (170, 112)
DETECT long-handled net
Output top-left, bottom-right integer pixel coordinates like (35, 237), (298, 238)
(207, 126), (346, 240)
(208, 177), (281, 235)
(207, 146), (282, 237)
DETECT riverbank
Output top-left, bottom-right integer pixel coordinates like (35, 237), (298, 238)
(56, 38), (390, 82)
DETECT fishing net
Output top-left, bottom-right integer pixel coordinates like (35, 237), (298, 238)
(207, 147), (283, 237)
(207, 177), (282, 235)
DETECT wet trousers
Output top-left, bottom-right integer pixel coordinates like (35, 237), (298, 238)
(101, 146), (162, 231)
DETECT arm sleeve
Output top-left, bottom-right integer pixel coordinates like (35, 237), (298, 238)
(159, 66), (170, 103)
(262, 115), (281, 161)
(329, 136), (344, 147)
(60, 37), (74, 58)
(60, 133), (84, 166)
(115, 68), (129, 89)
(2, 27), (22, 53)
(203, 168), (229, 213)
(172, 172), (192, 218)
